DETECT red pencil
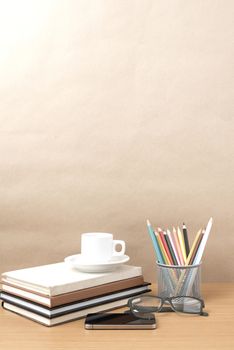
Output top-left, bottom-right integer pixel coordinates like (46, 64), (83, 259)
(158, 228), (173, 265)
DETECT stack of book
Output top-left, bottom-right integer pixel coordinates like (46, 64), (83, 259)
(0, 262), (150, 326)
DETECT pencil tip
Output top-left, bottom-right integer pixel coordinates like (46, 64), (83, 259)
(147, 220), (152, 228)
(206, 217), (213, 228)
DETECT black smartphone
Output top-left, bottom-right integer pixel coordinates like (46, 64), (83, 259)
(84, 312), (156, 329)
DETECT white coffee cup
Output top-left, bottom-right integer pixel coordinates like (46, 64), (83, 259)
(81, 232), (126, 263)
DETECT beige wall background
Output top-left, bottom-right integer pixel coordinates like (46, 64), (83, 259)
(0, 0), (233, 282)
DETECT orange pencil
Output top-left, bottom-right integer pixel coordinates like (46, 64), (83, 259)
(156, 232), (171, 265)
(158, 228), (173, 265)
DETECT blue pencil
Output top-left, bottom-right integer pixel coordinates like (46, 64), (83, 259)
(146, 220), (164, 264)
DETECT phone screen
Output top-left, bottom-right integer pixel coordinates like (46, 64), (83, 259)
(85, 313), (156, 329)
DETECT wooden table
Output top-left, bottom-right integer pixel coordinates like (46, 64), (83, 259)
(0, 283), (233, 350)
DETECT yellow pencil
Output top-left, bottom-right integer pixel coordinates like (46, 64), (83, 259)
(175, 228), (203, 294)
(177, 227), (187, 263)
(185, 229), (202, 265)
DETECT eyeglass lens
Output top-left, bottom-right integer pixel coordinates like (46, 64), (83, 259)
(130, 296), (202, 315)
(171, 297), (201, 314)
(131, 296), (162, 311)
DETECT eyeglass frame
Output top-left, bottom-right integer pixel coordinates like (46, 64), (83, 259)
(127, 295), (209, 318)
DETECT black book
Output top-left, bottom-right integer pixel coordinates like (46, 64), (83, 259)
(1, 283), (151, 319)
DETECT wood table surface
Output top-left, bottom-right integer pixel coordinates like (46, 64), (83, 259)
(0, 283), (233, 350)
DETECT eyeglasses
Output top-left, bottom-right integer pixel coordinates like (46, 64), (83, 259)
(127, 295), (208, 319)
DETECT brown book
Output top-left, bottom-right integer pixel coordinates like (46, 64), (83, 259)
(1, 276), (144, 307)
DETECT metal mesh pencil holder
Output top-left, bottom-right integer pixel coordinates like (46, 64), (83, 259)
(157, 263), (201, 298)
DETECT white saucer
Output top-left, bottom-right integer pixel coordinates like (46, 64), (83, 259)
(64, 254), (130, 273)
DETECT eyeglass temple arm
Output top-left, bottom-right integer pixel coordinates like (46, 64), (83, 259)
(200, 311), (209, 316)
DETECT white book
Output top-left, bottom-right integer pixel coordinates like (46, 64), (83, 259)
(3, 298), (130, 326)
(1, 285), (51, 306)
(1, 263), (142, 296)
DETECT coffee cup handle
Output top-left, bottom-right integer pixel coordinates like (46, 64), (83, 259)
(113, 240), (126, 256)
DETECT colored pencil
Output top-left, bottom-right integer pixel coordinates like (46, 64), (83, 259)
(185, 229), (202, 265)
(182, 223), (190, 257)
(193, 218), (213, 265)
(190, 231), (204, 264)
(158, 228), (173, 265)
(146, 220), (164, 264)
(154, 232), (166, 264)
(147, 218), (212, 271)
(185, 218), (213, 295)
(164, 231), (178, 265)
(156, 231), (178, 289)
(175, 229), (203, 295)
(156, 231), (171, 265)
(173, 227), (185, 265)
(177, 227), (187, 262)
(167, 229), (180, 265)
